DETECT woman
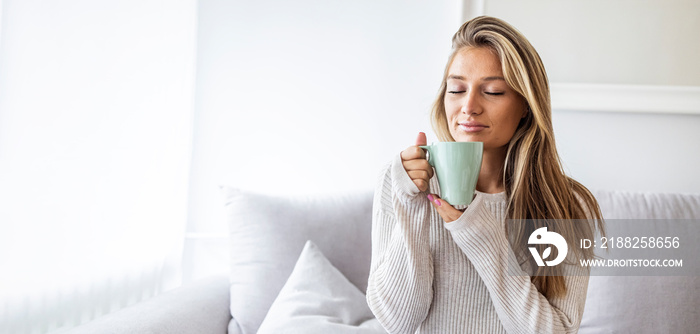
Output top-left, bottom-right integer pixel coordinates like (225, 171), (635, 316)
(366, 16), (604, 334)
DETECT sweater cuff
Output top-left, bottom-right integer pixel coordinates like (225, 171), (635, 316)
(443, 193), (500, 234)
(390, 153), (422, 201)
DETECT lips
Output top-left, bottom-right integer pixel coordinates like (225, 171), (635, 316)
(457, 121), (488, 133)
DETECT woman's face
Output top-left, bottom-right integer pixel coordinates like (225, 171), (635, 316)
(444, 47), (526, 150)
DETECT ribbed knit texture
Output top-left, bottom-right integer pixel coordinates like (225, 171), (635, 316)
(366, 154), (589, 334)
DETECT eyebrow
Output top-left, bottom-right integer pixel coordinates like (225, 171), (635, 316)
(447, 75), (505, 82)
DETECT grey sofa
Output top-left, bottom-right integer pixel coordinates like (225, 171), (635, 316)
(60, 188), (700, 334)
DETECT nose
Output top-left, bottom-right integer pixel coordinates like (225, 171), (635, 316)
(460, 90), (482, 115)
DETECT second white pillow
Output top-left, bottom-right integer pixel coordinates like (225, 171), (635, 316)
(257, 240), (386, 334)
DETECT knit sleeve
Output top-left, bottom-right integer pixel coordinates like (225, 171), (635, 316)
(366, 154), (434, 334)
(444, 195), (589, 334)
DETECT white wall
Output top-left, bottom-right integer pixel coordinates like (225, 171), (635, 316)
(485, 0), (700, 86)
(186, 0), (464, 281)
(553, 110), (700, 194)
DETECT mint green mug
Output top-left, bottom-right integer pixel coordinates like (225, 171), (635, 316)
(419, 142), (483, 206)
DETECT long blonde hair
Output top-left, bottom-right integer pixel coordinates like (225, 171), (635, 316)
(430, 16), (605, 299)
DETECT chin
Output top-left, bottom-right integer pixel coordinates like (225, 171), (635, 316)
(452, 133), (479, 143)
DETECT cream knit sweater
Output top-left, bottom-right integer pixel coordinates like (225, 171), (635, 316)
(366, 154), (589, 334)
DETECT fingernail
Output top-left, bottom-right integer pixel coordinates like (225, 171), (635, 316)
(427, 194), (434, 201)
(434, 199), (441, 206)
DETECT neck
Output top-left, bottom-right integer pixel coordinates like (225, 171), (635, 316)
(476, 146), (507, 194)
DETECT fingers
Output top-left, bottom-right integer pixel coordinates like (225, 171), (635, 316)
(402, 159), (432, 175)
(415, 132), (427, 146)
(407, 170), (430, 192)
(412, 179), (429, 192)
(407, 170), (430, 180)
(403, 160), (434, 186)
(400, 145), (426, 161)
(427, 193), (464, 223)
(400, 131), (433, 193)
(403, 158), (433, 192)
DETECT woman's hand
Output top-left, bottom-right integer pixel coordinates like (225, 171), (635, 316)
(401, 132), (466, 223)
(427, 193), (466, 223)
(400, 132), (434, 192)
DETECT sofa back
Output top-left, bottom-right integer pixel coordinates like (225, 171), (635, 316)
(594, 189), (700, 219)
(580, 190), (700, 334)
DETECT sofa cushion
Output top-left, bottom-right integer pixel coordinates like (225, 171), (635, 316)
(580, 190), (700, 334)
(55, 276), (231, 334)
(222, 187), (373, 334)
(257, 240), (385, 334)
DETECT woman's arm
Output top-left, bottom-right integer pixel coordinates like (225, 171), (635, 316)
(445, 195), (588, 334)
(366, 154), (434, 334)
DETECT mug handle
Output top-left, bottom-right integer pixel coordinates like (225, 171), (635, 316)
(418, 145), (433, 166)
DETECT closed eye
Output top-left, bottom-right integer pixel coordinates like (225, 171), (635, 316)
(485, 92), (505, 96)
(447, 91), (465, 94)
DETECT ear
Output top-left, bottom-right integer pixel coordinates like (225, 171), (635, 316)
(521, 106), (529, 119)
(521, 98), (530, 119)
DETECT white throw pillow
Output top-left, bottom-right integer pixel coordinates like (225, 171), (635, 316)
(257, 240), (386, 334)
(222, 187), (374, 334)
